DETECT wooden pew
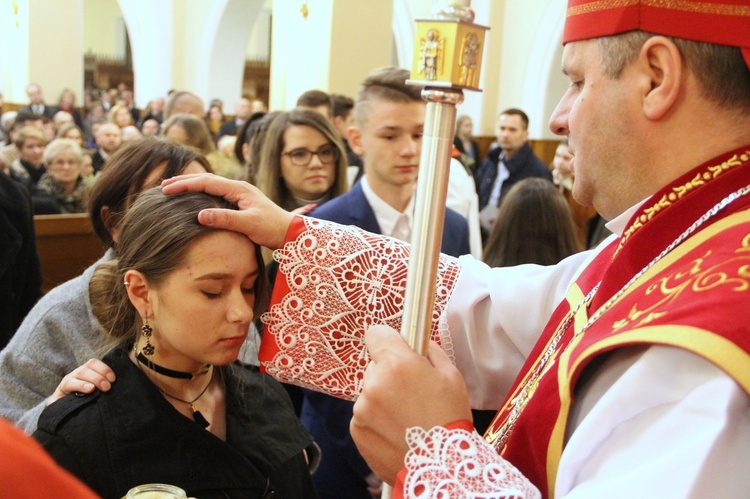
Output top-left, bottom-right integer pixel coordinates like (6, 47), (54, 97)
(34, 214), (107, 293)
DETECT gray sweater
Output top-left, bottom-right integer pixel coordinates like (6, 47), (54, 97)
(0, 251), (113, 433)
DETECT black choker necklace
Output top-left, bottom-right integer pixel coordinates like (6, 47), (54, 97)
(136, 352), (211, 380)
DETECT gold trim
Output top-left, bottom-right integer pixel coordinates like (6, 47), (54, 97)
(611, 208), (750, 307)
(569, 0), (750, 18)
(617, 151), (750, 255)
(576, 325), (750, 393)
(547, 333), (584, 498)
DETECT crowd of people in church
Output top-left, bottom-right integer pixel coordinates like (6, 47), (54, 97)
(3, 1), (748, 493)
(0, 69), (588, 498)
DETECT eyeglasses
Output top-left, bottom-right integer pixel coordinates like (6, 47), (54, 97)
(282, 144), (339, 166)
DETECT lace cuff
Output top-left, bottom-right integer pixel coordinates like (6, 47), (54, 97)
(398, 424), (541, 499)
(259, 216), (461, 400)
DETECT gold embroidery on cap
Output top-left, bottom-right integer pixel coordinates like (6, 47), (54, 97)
(568, 0), (750, 18)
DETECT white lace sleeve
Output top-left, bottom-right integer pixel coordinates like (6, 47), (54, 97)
(402, 426), (540, 499)
(260, 217), (461, 400)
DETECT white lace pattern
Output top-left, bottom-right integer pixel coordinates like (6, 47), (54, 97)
(261, 218), (461, 400)
(403, 426), (541, 499)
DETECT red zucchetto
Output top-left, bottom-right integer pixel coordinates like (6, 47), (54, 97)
(563, 0), (750, 67)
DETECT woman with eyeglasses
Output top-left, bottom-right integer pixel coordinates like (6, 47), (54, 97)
(255, 108), (349, 213)
(253, 108), (349, 416)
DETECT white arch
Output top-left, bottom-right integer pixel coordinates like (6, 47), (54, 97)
(117, 0), (173, 107)
(392, 0), (415, 69)
(196, 0), (264, 110)
(521, 0), (566, 138)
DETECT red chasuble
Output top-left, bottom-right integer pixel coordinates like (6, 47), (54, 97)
(485, 145), (750, 497)
(261, 146), (750, 497)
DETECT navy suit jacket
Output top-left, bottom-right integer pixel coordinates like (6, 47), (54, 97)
(310, 180), (470, 258)
(300, 180), (469, 499)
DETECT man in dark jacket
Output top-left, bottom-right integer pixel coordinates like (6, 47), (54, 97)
(475, 108), (552, 236)
(0, 168), (43, 347)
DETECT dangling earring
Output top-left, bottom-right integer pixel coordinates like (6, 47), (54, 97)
(141, 320), (155, 355)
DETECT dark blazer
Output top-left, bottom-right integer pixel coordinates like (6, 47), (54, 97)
(300, 180), (470, 498)
(91, 150), (106, 174)
(476, 141), (553, 210)
(0, 173), (42, 348)
(311, 180), (471, 257)
(34, 347), (316, 499)
(18, 104), (56, 119)
(217, 119), (240, 140)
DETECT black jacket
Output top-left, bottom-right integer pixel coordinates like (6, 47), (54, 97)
(34, 347), (316, 499)
(0, 172), (42, 347)
(475, 142), (553, 209)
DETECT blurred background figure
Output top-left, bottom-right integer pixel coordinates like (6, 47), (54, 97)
(236, 111), (278, 185)
(453, 114), (481, 175)
(33, 138), (89, 214)
(120, 125), (143, 143)
(217, 97), (252, 140)
(56, 89), (83, 128)
(551, 139), (611, 249)
(164, 90), (205, 120)
(163, 113), (239, 179)
(91, 123), (122, 174)
(56, 123), (85, 149)
(0, 158), (42, 348)
(107, 103), (134, 129)
(205, 102), (225, 139)
(10, 126), (47, 190)
(482, 177), (582, 268)
(138, 97), (165, 126)
(330, 94), (363, 179)
(139, 117), (161, 137)
(20, 83), (55, 119)
(296, 89), (333, 120)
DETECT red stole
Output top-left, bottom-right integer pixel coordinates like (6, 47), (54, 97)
(485, 146), (750, 497)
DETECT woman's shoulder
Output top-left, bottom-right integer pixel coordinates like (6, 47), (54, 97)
(34, 389), (102, 438)
(35, 348), (131, 435)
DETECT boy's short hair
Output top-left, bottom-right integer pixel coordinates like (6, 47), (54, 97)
(353, 67), (424, 126)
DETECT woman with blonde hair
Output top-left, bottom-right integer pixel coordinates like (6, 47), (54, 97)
(107, 104), (134, 129)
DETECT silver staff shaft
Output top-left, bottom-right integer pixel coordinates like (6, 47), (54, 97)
(401, 88), (464, 354)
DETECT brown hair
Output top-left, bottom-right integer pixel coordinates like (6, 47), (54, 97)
(237, 111), (280, 184)
(164, 91), (205, 120)
(87, 137), (213, 249)
(353, 66), (423, 126)
(162, 113), (217, 155)
(89, 189), (270, 353)
(598, 31), (750, 113)
(255, 108), (348, 211)
(56, 122), (84, 142)
(296, 89), (333, 116)
(482, 178), (582, 267)
(498, 108), (530, 130)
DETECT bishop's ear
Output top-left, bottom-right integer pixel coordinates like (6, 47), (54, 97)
(639, 35), (683, 121)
